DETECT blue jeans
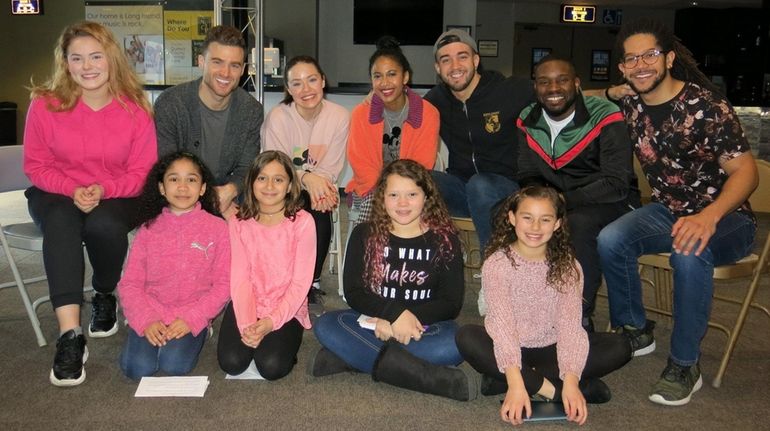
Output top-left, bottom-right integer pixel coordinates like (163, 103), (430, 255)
(431, 171), (519, 250)
(597, 203), (755, 365)
(313, 309), (463, 373)
(119, 327), (208, 380)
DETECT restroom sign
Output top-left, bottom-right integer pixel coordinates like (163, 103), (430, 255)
(561, 4), (596, 23)
(11, 0), (43, 15)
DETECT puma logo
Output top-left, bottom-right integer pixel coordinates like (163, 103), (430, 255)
(190, 241), (214, 259)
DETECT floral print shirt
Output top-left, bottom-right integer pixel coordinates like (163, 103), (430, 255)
(621, 82), (753, 219)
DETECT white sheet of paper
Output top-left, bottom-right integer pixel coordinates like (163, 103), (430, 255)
(225, 359), (265, 380)
(134, 376), (210, 397)
(357, 314), (376, 330)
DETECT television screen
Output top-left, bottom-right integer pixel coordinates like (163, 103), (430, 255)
(353, 0), (444, 46)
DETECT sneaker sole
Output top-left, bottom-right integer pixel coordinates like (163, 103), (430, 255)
(50, 346), (89, 387)
(648, 374), (703, 406)
(633, 340), (656, 357)
(88, 321), (118, 338)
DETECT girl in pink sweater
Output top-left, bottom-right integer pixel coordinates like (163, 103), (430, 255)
(456, 186), (631, 425)
(217, 151), (316, 380)
(118, 151), (230, 380)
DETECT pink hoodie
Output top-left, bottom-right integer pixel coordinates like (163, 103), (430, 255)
(118, 205), (231, 336)
(23, 96), (157, 198)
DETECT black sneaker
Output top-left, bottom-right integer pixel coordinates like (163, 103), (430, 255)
(613, 319), (656, 357)
(648, 359), (703, 406)
(50, 329), (88, 387)
(307, 288), (325, 319)
(88, 292), (118, 338)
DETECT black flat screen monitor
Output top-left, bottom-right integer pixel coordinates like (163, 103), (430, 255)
(353, 0), (444, 46)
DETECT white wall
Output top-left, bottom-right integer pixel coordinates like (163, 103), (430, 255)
(318, 0), (476, 86)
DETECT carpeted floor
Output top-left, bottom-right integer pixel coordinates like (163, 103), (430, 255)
(1, 190), (768, 430)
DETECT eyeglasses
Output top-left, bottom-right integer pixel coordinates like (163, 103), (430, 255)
(621, 49), (666, 69)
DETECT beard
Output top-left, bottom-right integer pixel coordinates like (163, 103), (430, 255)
(541, 92), (577, 119)
(443, 67), (476, 93)
(627, 66), (668, 95)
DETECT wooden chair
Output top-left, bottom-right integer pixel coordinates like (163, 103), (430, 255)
(452, 217), (482, 284)
(637, 159), (770, 388)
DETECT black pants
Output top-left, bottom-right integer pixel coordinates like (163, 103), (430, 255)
(301, 190), (332, 282)
(25, 186), (139, 309)
(456, 324), (631, 395)
(217, 302), (304, 381)
(568, 201), (633, 321)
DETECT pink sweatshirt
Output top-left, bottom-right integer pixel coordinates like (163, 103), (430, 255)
(23, 96), (157, 198)
(118, 204), (231, 336)
(483, 248), (588, 380)
(262, 100), (349, 184)
(229, 210), (316, 334)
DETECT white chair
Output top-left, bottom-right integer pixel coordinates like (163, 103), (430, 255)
(0, 145), (48, 346)
(328, 204), (345, 296)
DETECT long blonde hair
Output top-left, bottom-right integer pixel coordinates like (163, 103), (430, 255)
(30, 21), (152, 114)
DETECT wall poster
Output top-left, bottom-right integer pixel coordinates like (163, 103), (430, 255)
(85, 1), (214, 86)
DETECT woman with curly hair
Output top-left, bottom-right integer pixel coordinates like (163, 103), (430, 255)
(217, 151), (316, 380)
(23, 21), (156, 386)
(456, 186), (632, 426)
(118, 151), (230, 380)
(311, 160), (476, 401)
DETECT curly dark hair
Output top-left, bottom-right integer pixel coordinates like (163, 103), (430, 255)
(137, 151), (220, 228)
(362, 159), (459, 292)
(201, 25), (246, 55)
(238, 150), (304, 221)
(484, 186), (579, 292)
(615, 18), (722, 95)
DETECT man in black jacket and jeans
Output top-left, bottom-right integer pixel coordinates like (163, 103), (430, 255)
(425, 29), (533, 251)
(516, 55), (639, 331)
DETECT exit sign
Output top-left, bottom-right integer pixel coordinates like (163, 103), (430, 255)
(561, 4), (596, 23)
(11, 0), (43, 15)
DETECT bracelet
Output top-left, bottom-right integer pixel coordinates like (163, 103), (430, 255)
(605, 87), (613, 101)
(300, 170), (311, 189)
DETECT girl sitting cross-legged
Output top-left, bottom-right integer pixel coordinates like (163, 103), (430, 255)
(311, 159), (477, 401)
(455, 186), (632, 426)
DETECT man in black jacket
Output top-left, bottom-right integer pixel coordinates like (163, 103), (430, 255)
(425, 29), (533, 250)
(516, 56), (639, 331)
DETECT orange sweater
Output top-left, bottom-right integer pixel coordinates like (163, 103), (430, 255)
(345, 90), (439, 196)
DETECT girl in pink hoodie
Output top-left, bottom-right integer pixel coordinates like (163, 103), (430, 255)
(217, 151), (316, 380)
(118, 151), (230, 380)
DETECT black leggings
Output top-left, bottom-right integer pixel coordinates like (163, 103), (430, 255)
(25, 186), (139, 309)
(456, 324), (631, 395)
(301, 190), (332, 282)
(217, 302), (304, 381)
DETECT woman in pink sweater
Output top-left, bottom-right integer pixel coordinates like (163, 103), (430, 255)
(118, 152), (230, 380)
(217, 151), (316, 380)
(23, 21), (157, 387)
(456, 186), (631, 425)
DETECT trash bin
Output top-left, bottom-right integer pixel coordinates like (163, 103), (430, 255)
(0, 101), (18, 145)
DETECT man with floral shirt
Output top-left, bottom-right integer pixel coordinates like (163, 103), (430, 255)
(598, 18), (758, 406)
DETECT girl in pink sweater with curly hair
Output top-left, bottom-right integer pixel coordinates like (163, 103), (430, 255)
(118, 151), (230, 380)
(456, 186), (631, 426)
